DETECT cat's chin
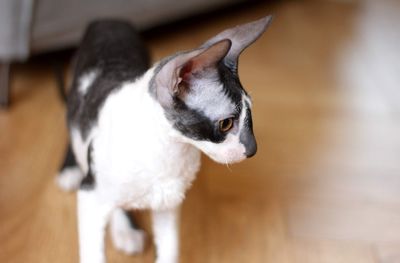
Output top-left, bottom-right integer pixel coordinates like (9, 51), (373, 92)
(213, 157), (246, 165)
(206, 151), (247, 165)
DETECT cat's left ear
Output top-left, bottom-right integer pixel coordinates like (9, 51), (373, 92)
(153, 39), (231, 108)
(202, 15), (273, 69)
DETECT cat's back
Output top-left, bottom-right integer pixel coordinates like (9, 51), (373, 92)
(73, 20), (150, 76)
(67, 20), (151, 138)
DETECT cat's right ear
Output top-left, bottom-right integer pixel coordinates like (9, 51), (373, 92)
(153, 39), (231, 108)
(202, 15), (273, 70)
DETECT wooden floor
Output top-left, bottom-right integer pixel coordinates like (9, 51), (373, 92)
(1, 1), (400, 262)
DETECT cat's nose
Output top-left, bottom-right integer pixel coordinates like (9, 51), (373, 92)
(241, 133), (257, 158)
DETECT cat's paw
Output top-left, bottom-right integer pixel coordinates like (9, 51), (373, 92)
(111, 227), (146, 255)
(56, 166), (84, 192)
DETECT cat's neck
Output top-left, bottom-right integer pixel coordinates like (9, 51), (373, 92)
(100, 66), (182, 144)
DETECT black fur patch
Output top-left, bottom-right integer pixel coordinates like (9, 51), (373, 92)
(80, 142), (95, 190)
(67, 20), (151, 139)
(239, 102), (257, 157)
(217, 61), (246, 103)
(60, 144), (77, 170)
(124, 210), (140, 230)
(166, 96), (226, 142)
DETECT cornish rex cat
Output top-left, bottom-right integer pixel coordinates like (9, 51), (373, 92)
(57, 15), (272, 263)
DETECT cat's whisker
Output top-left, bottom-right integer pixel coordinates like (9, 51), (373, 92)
(225, 159), (232, 172)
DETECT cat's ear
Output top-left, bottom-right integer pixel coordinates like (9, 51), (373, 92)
(202, 15), (273, 69)
(153, 39), (231, 108)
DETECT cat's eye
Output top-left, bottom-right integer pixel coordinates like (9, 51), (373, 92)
(219, 118), (234, 133)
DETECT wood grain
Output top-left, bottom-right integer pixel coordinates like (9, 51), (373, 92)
(1, 1), (400, 262)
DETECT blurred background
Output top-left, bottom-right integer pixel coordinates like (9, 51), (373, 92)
(1, 0), (400, 262)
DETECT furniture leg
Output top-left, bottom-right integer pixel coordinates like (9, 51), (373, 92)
(0, 62), (10, 107)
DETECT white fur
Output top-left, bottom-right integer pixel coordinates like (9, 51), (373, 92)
(72, 68), (201, 263)
(185, 77), (236, 121)
(62, 15), (270, 263)
(70, 67), (253, 263)
(70, 127), (92, 174)
(78, 190), (113, 263)
(78, 70), (98, 95)
(67, 67), (254, 263)
(91, 69), (201, 210)
(56, 166), (84, 192)
(109, 209), (146, 255)
(152, 208), (180, 263)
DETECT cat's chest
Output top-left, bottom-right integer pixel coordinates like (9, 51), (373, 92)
(93, 83), (202, 209)
(104, 143), (201, 210)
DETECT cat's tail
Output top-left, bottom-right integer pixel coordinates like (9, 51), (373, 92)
(56, 144), (84, 192)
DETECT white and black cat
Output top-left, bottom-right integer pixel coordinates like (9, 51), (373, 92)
(57, 16), (272, 263)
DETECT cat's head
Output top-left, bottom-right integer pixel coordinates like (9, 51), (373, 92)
(151, 16), (272, 164)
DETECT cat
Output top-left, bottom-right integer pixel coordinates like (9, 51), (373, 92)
(57, 15), (272, 263)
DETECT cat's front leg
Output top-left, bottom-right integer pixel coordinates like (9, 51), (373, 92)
(151, 207), (180, 263)
(77, 190), (113, 263)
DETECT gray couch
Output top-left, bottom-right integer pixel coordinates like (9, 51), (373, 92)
(0, 0), (243, 107)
